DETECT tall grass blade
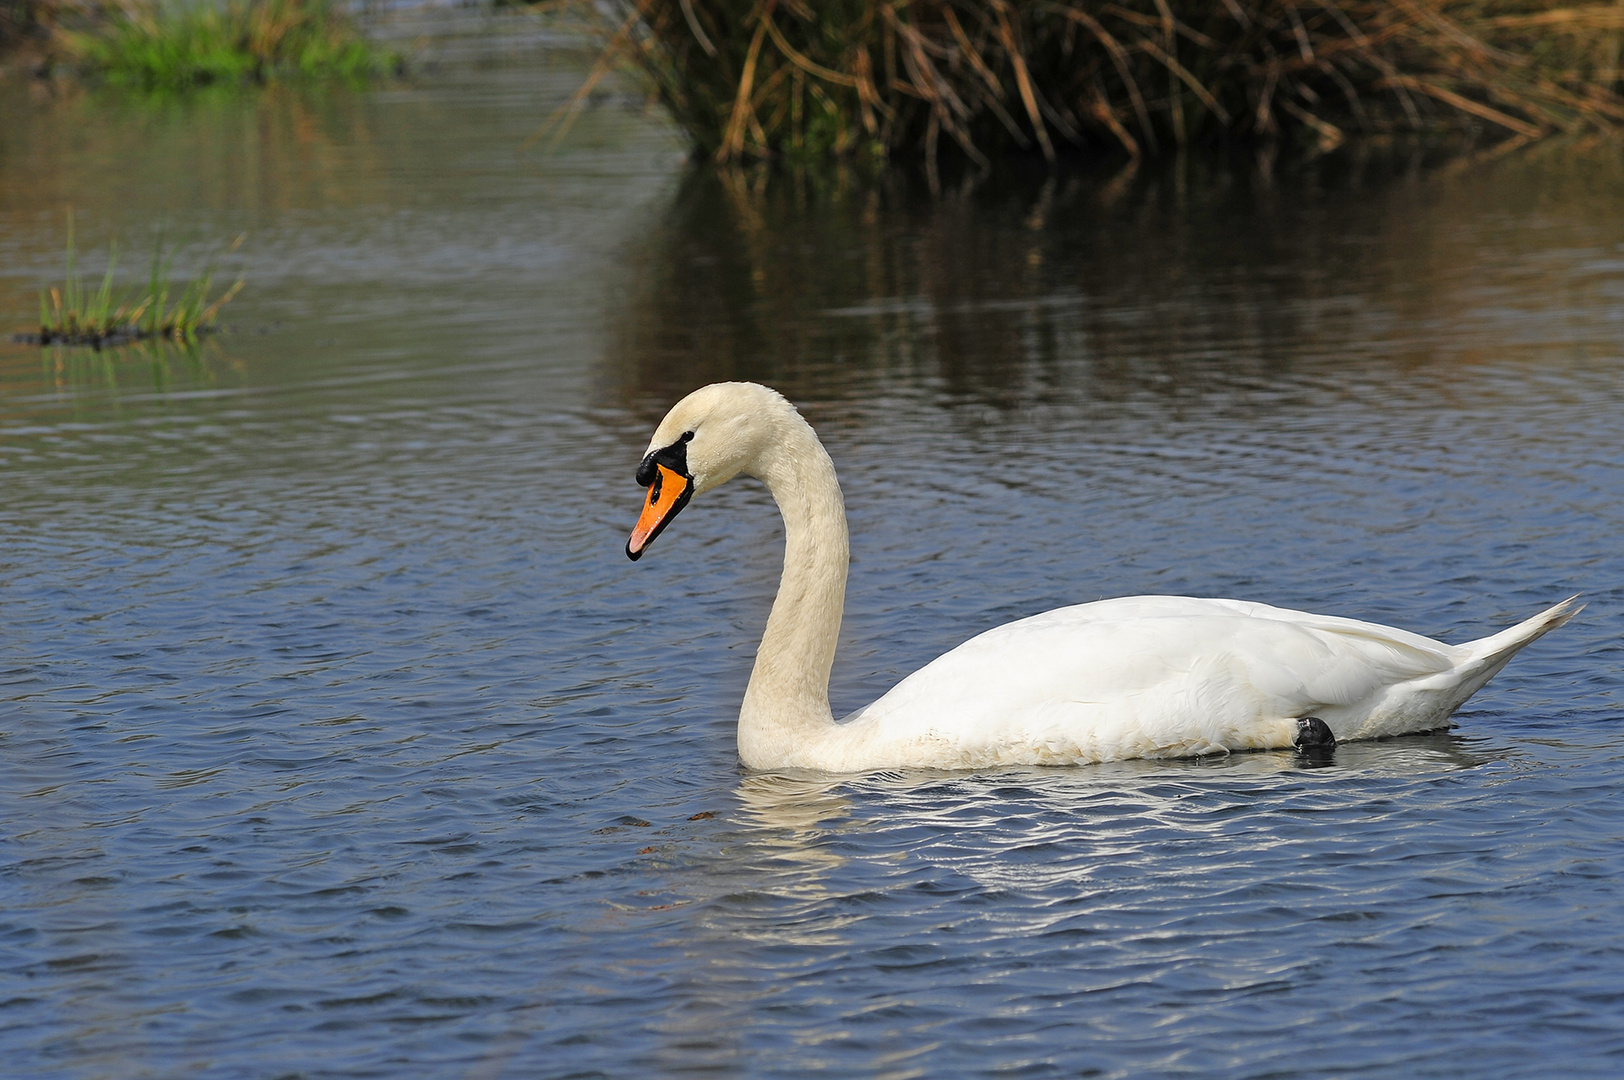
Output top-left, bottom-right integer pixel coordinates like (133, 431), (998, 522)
(90, 242), (119, 328)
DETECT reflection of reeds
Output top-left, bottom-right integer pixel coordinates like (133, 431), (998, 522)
(571, 1), (1624, 169)
(28, 213), (245, 349)
(606, 149), (1624, 414)
(36, 333), (236, 395)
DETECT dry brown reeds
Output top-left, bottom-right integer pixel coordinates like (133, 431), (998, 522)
(561, 1), (1624, 169)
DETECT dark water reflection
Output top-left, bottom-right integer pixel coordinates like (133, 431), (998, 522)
(609, 147), (1624, 416)
(3, 16), (1624, 1078)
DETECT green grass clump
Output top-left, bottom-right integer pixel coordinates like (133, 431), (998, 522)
(566, 1), (1624, 171)
(59, 0), (395, 91)
(31, 215), (245, 349)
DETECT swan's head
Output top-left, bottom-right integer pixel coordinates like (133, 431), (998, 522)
(626, 382), (788, 560)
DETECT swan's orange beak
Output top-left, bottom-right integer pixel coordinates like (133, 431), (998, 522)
(627, 463), (692, 561)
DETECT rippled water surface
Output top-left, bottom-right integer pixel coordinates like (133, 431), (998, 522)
(4, 15), (1624, 1079)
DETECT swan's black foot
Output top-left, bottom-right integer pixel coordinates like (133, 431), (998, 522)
(1294, 716), (1337, 752)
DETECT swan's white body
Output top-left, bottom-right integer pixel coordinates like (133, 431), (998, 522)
(628, 382), (1579, 774)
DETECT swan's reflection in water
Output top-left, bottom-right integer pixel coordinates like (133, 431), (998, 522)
(724, 732), (1497, 909)
(722, 774), (860, 931)
(735, 772), (854, 834)
(610, 732), (1520, 1074)
(616, 775), (856, 1075)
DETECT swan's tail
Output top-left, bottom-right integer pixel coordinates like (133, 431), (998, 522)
(1442, 595), (1584, 715)
(1422, 594), (1585, 721)
(1465, 595), (1584, 666)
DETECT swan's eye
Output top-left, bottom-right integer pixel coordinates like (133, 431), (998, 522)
(636, 431), (696, 487)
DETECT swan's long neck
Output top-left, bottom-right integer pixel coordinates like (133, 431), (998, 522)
(737, 410), (849, 770)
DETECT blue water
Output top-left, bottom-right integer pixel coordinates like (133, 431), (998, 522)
(3, 17), (1624, 1078)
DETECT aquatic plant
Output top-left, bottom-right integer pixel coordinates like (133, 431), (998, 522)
(29, 215), (245, 349)
(52, 0), (395, 91)
(566, 1), (1624, 169)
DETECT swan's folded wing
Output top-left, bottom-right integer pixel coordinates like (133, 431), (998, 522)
(841, 596), (1462, 765)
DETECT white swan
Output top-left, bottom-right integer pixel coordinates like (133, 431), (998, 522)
(625, 382), (1580, 773)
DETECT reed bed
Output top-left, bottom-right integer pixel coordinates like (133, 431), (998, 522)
(38, 0), (393, 90)
(25, 218), (245, 349)
(565, 1), (1624, 169)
